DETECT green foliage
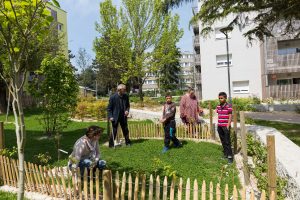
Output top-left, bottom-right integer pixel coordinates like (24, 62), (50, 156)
(246, 134), (287, 199)
(75, 99), (108, 121)
(200, 97), (260, 111)
(33, 152), (52, 166)
(165, 0), (300, 41)
(94, 0), (183, 102)
(152, 157), (178, 178)
(28, 55), (79, 136)
(0, 146), (18, 159)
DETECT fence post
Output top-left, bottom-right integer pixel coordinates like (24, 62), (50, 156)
(239, 111), (250, 185)
(103, 170), (113, 200)
(209, 102), (215, 140)
(267, 135), (276, 200)
(233, 106), (237, 154)
(0, 121), (4, 149)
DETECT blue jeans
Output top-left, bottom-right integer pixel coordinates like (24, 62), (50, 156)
(78, 159), (106, 176)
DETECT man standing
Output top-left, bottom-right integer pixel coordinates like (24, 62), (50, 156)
(107, 84), (131, 147)
(179, 87), (203, 125)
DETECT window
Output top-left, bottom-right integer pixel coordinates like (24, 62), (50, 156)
(293, 78), (300, 84)
(216, 54), (232, 67)
(57, 23), (63, 31)
(277, 39), (300, 55)
(277, 79), (292, 85)
(215, 27), (231, 40)
(233, 81), (249, 94)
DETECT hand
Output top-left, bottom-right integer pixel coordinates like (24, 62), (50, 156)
(109, 117), (114, 121)
(125, 111), (129, 116)
(227, 124), (231, 129)
(160, 118), (166, 123)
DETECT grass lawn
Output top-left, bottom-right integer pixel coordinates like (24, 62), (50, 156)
(0, 109), (240, 193)
(0, 191), (29, 200)
(247, 119), (300, 147)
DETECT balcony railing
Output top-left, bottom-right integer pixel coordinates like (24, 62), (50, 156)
(194, 74), (201, 84)
(269, 84), (300, 99)
(194, 54), (201, 66)
(193, 36), (200, 49)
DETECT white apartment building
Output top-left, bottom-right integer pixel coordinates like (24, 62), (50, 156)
(193, 2), (300, 100)
(142, 52), (196, 92)
(194, 8), (263, 100)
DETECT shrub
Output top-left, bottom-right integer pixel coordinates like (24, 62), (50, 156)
(33, 152), (52, 166)
(200, 97), (259, 111)
(75, 100), (108, 120)
(0, 146), (18, 159)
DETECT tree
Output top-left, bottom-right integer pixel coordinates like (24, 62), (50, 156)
(152, 14), (183, 92)
(28, 55), (78, 159)
(157, 48), (181, 92)
(76, 48), (91, 96)
(165, 0), (300, 40)
(77, 66), (97, 89)
(0, 0), (60, 199)
(94, 0), (183, 102)
(94, 0), (132, 93)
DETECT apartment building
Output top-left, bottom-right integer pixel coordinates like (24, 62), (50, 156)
(193, 1), (300, 100)
(262, 36), (300, 99)
(143, 52), (196, 93)
(48, 4), (68, 57)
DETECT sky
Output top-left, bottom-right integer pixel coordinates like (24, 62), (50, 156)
(60, 0), (196, 67)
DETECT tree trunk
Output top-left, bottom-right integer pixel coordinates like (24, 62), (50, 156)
(0, 82), (7, 114)
(10, 72), (26, 200)
(138, 82), (144, 107)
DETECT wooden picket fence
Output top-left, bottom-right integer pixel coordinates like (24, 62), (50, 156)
(115, 123), (212, 141)
(0, 155), (275, 200)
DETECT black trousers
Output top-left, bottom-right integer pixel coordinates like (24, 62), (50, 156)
(164, 120), (180, 147)
(109, 116), (131, 147)
(217, 126), (233, 157)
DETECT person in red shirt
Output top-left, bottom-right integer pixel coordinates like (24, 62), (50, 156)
(216, 92), (233, 163)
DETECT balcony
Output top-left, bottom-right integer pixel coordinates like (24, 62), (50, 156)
(194, 54), (201, 66)
(269, 84), (300, 99)
(192, 23), (199, 35)
(194, 74), (201, 84)
(193, 36), (200, 50)
(266, 38), (300, 74)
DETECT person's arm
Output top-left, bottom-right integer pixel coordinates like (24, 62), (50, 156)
(126, 94), (130, 112)
(164, 104), (176, 121)
(95, 141), (100, 160)
(179, 96), (186, 117)
(107, 95), (114, 120)
(227, 105), (233, 129)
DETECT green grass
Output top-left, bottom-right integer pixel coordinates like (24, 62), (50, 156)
(248, 119), (300, 147)
(0, 191), (29, 200)
(0, 109), (240, 193)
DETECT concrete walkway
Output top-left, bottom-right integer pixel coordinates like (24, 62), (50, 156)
(245, 112), (300, 124)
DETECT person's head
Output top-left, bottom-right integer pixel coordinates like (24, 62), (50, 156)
(165, 93), (172, 104)
(187, 87), (195, 98)
(218, 92), (227, 104)
(85, 126), (104, 141)
(117, 84), (126, 95)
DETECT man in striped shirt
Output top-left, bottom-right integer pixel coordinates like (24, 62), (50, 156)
(216, 92), (233, 163)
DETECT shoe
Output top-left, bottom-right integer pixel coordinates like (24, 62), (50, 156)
(162, 146), (169, 153)
(174, 143), (183, 148)
(126, 143), (131, 147)
(228, 156), (234, 164)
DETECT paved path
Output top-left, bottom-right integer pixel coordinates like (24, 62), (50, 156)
(245, 112), (300, 124)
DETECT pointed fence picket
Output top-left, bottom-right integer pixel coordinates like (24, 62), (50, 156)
(0, 156), (274, 200)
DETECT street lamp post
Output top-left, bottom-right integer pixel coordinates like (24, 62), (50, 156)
(220, 27), (233, 104)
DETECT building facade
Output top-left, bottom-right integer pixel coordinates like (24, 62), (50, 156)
(262, 36), (300, 99)
(142, 52), (196, 93)
(48, 4), (68, 56)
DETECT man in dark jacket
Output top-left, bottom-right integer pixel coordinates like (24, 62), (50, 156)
(107, 84), (131, 147)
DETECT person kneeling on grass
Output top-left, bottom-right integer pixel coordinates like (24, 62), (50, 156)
(68, 126), (106, 175)
(160, 93), (182, 153)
